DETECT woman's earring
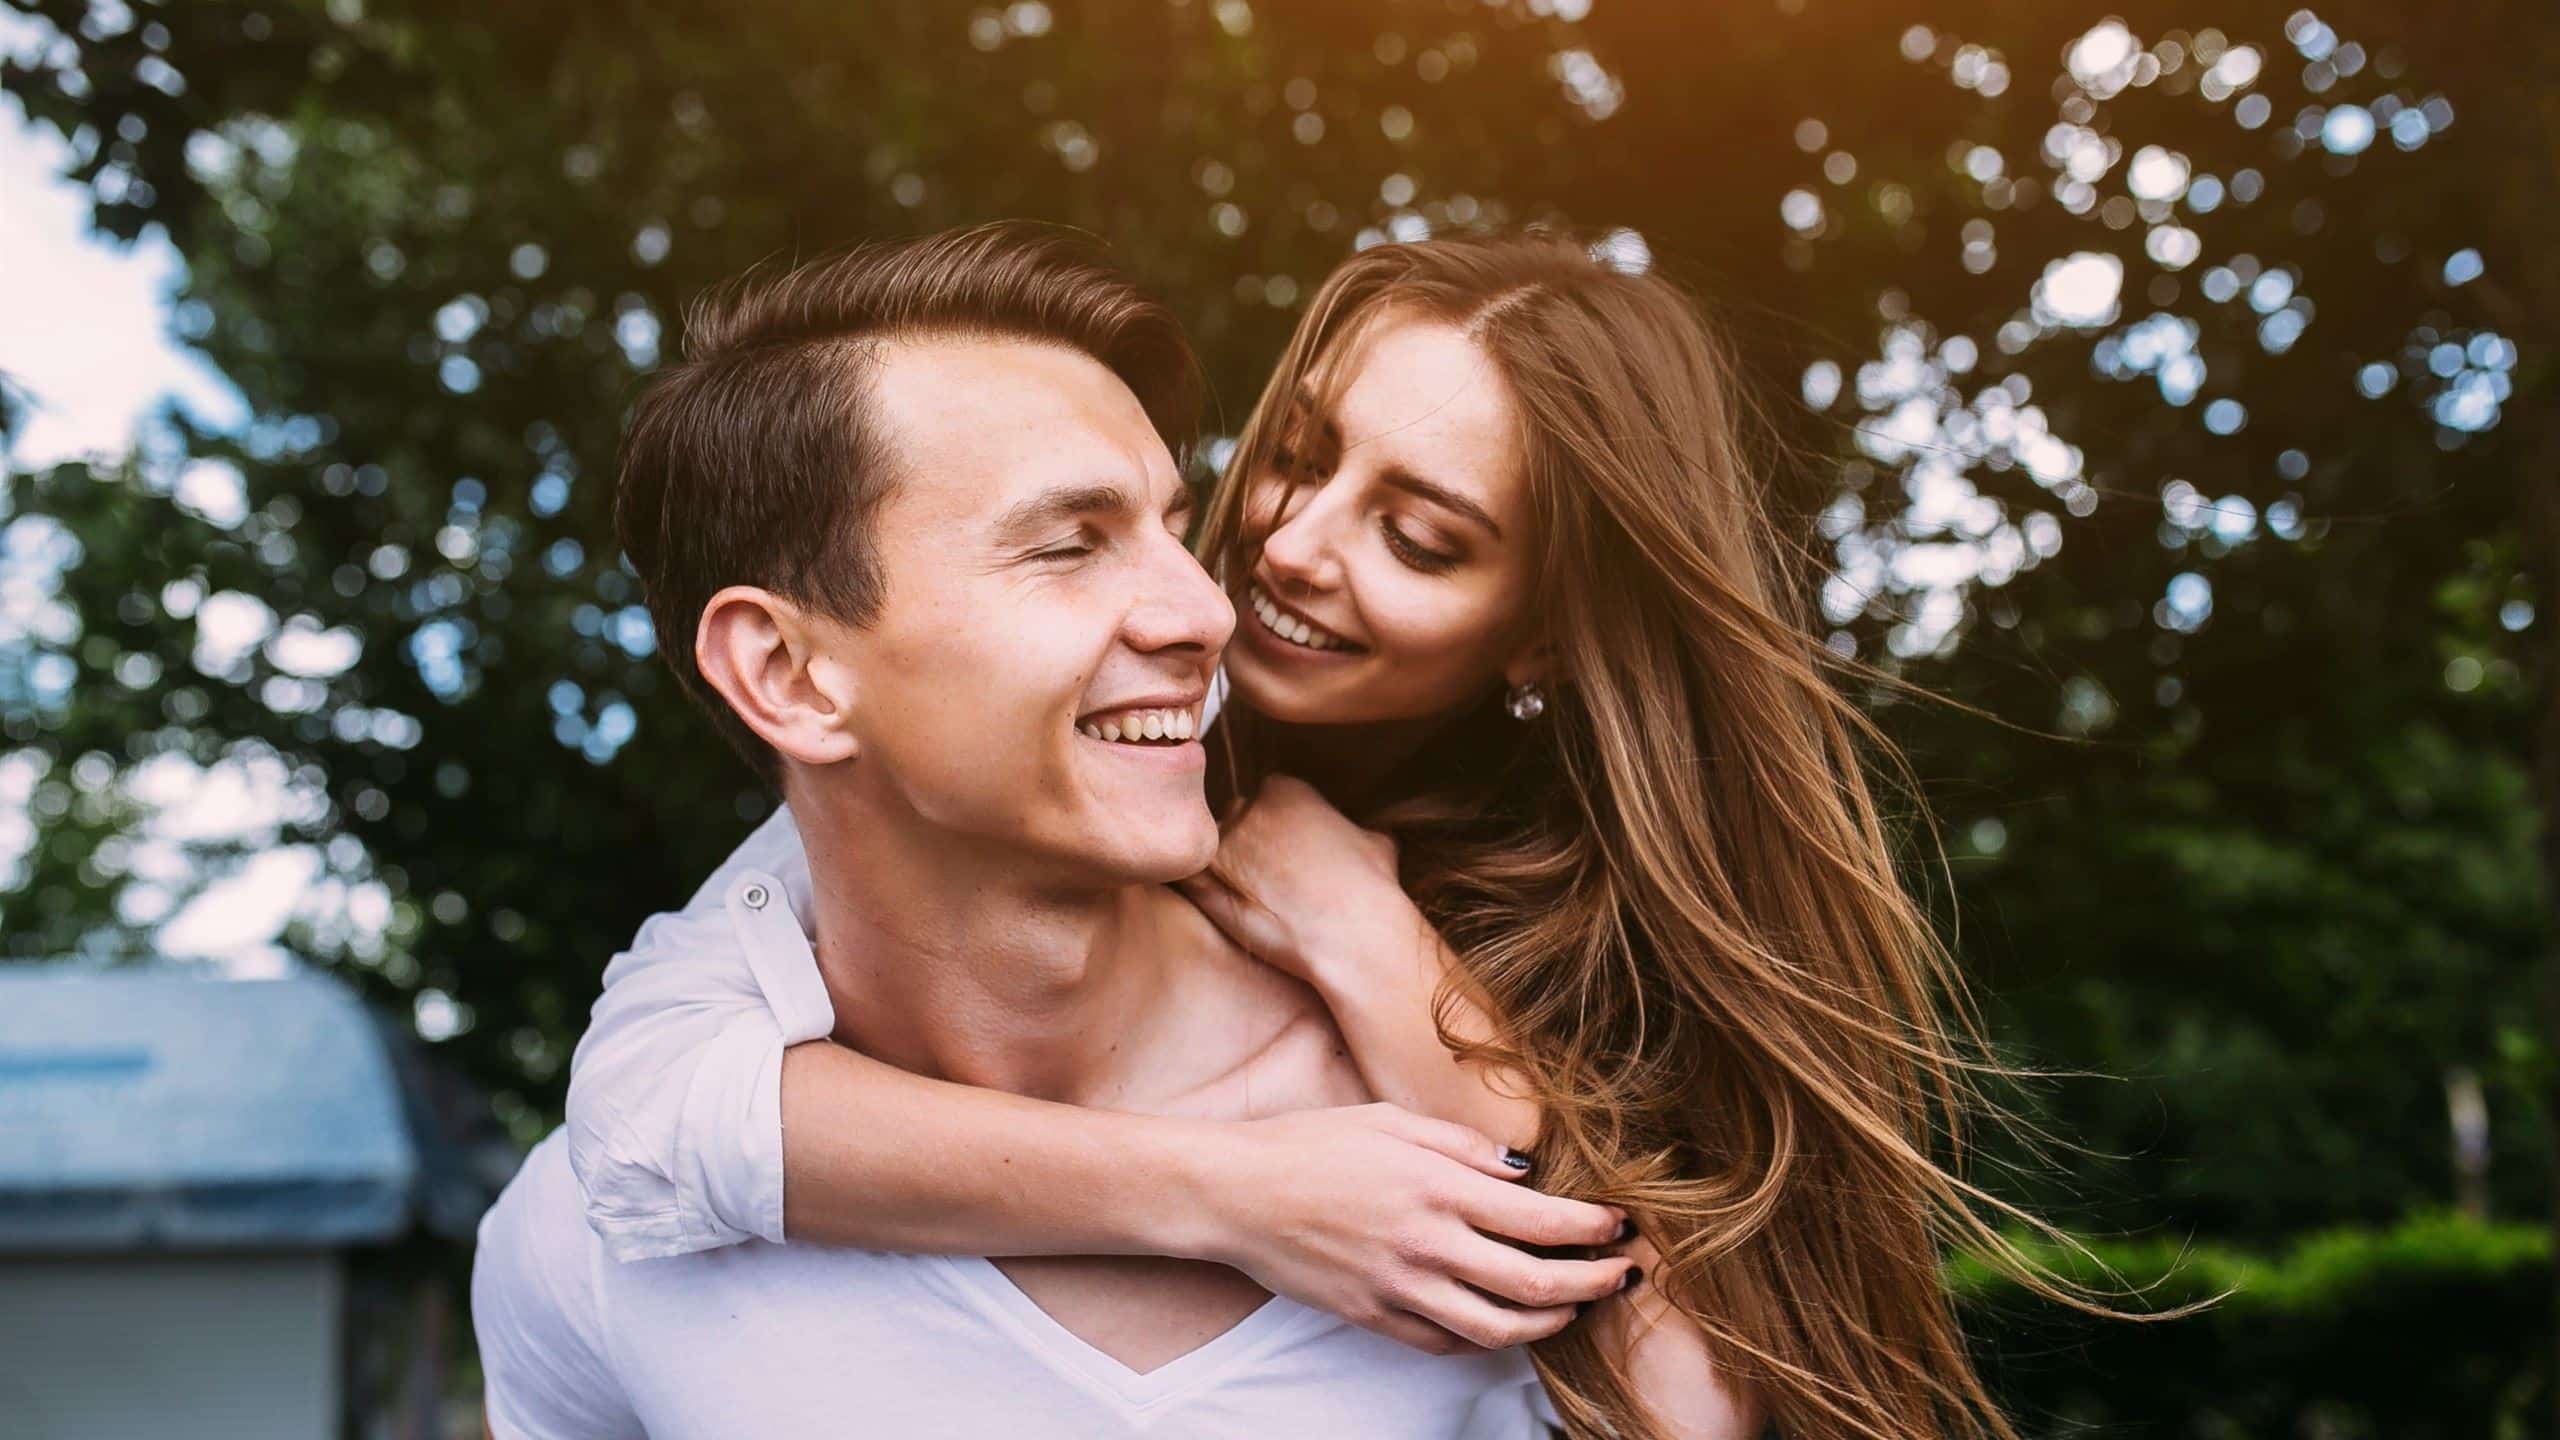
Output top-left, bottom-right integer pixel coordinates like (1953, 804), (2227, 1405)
(1505, 681), (1547, 723)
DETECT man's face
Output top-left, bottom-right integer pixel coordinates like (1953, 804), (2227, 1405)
(819, 338), (1232, 886)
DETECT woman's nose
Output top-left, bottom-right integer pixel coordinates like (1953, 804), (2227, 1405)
(1257, 483), (1342, 593)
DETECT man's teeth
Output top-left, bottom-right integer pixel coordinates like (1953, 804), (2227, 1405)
(1078, 707), (1198, 744)
(1249, 586), (1349, 652)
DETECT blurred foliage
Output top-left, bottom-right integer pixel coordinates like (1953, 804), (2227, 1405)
(1961, 1214), (2550, 1433)
(0, 0), (2551, 1389)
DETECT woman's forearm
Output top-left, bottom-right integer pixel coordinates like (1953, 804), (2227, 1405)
(1309, 916), (1748, 1429)
(1613, 1303), (1763, 1439)
(1597, 1242), (1763, 1440)
(1170, 779), (1542, 1155)
(778, 1041), (1227, 1257)
(1306, 905), (1544, 1155)
(776, 1037), (1638, 1353)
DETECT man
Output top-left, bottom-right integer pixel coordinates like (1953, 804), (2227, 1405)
(471, 225), (1621, 1437)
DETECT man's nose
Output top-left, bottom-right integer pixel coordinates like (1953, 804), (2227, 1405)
(1124, 535), (1236, 659)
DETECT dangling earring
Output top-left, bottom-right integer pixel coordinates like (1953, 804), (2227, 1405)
(1505, 681), (1547, 723)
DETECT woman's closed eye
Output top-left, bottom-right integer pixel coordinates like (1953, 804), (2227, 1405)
(1379, 515), (1461, 574)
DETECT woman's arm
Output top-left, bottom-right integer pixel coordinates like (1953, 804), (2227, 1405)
(1175, 777), (1541, 1152)
(1591, 1240), (1764, 1440)
(563, 810), (1631, 1350)
(1176, 780), (1759, 1429)
(779, 1043), (1631, 1351)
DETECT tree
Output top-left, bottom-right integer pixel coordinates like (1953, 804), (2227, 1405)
(0, 0), (1617, 1127)
(3, 0), (2547, 1391)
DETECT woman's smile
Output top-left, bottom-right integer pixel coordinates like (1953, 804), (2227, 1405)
(1216, 314), (1539, 730)
(1244, 583), (1363, 656)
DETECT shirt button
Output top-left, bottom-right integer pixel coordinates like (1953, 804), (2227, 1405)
(741, 882), (770, 910)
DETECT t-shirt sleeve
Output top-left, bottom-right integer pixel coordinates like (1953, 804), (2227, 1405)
(563, 805), (837, 1261)
(473, 1135), (648, 1440)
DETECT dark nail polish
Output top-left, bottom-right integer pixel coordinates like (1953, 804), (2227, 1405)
(1614, 1218), (1636, 1244)
(1621, 1266), (1643, 1293)
(1501, 1148), (1534, 1172)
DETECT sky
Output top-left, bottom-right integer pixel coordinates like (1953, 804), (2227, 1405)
(0, 111), (241, 460)
(0, 96), (307, 968)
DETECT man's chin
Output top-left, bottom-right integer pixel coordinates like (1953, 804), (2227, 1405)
(1133, 813), (1221, 881)
(1088, 809), (1220, 886)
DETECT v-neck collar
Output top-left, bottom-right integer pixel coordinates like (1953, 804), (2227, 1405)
(933, 1255), (1329, 1413)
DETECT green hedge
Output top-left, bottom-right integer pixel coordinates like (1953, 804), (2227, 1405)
(1958, 1215), (2550, 1438)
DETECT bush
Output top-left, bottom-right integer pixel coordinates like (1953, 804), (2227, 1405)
(1961, 1215), (2549, 1438)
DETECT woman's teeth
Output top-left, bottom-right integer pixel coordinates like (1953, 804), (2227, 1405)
(1078, 707), (1198, 745)
(1249, 586), (1351, 652)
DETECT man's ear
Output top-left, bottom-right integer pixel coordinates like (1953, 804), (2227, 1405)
(695, 585), (862, 768)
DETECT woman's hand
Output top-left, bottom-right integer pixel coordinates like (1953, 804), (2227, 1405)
(1177, 775), (1419, 991)
(1194, 1102), (1636, 1353)
(1181, 774), (1544, 1153)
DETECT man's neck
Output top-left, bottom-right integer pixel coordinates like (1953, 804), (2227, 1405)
(787, 776), (1187, 1106)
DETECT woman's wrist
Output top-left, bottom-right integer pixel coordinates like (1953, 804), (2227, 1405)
(1109, 1110), (1246, 1266)
(1295, 891), (1436, 1004)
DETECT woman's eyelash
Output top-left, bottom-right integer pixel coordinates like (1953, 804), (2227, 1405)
(1260, 441), (1452, 572)
(1379, 518), (1459, 574)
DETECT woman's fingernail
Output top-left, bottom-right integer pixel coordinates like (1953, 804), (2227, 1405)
(1615, 1218), (1636, 1244)
(1621, 1266), (1643, 1292)
(1501, 1149), (1534, 1172)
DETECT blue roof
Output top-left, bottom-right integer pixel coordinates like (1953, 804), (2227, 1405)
(0, 967), (423, 1251)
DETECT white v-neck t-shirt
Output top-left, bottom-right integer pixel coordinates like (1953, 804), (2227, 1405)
(477, 1132), (1550, 1438)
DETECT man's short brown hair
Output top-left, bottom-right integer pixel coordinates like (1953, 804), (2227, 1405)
(616, 223), (1202, 786)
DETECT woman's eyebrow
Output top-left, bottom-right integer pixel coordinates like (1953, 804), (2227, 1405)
(1292, 383), (1491, 534)
(1285, 386), (1340, 445)
(1379, 464), (1502, 539)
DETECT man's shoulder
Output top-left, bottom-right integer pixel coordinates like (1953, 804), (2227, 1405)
(1234, 1005), (1370, 1112)
(589, 802), (810, 1001)
(477, 1129), (618, 1340)
(474, 1133), (658, 1439)
(479, 1131), (594, 1280)
(1148, 891), (1369, 1116)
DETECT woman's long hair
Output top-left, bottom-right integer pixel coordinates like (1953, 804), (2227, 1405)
(1197, 231), (2120, 1440)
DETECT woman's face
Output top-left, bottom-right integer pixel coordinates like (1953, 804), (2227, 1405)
(1224, 312), (1544, 728)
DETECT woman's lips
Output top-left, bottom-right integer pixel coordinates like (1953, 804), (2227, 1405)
(1246, 583), (1359, 654)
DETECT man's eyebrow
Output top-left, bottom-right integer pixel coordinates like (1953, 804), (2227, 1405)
(991, 482), (1139, 543)
(1380, 465), (1503, 539)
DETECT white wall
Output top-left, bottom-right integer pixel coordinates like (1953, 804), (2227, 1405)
(0, 1252), (340, 1440)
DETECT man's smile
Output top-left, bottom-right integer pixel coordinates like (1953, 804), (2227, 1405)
(1075, 702), (1201, 745)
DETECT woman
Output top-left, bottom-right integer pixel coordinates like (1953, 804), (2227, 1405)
(569, 230), (2063, 1439)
